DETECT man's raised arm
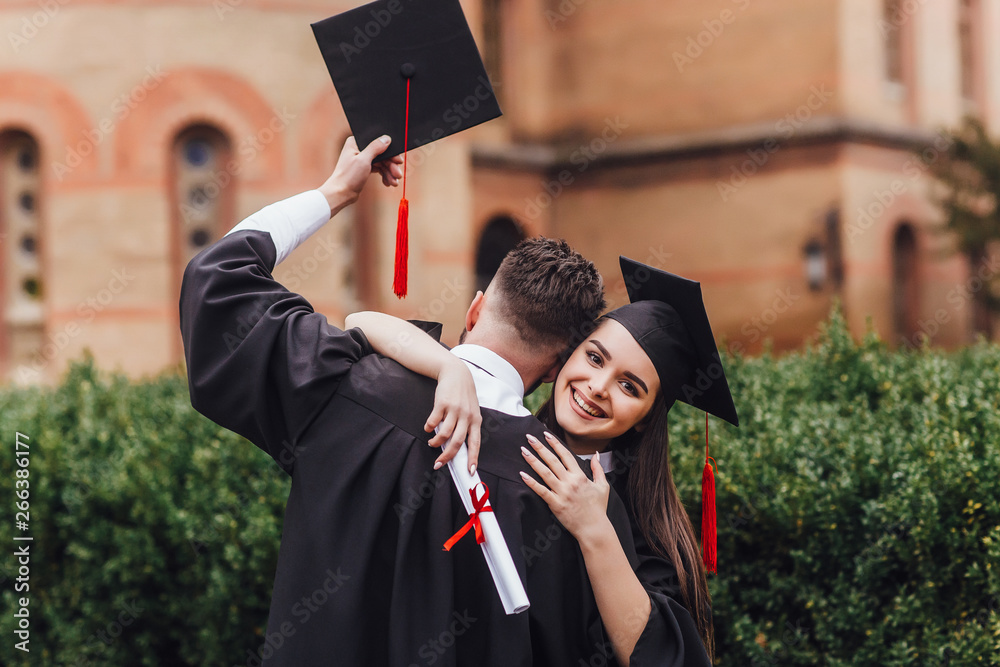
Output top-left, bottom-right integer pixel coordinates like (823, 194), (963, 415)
(224, 135), (400, 266)
(179, 136), (402, 472)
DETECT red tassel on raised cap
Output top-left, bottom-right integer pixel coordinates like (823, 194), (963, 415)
(702, 413), (717, 574)
(393, 76), (412, 299)
(393, 198), (408, 298)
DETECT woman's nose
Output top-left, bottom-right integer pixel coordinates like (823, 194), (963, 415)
(589, 372), (611, 397)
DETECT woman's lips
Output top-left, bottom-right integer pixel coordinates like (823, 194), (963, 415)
(571, 386), (607, 418)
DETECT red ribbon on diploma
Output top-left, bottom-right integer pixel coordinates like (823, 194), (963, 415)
(443, 483), (493, 551)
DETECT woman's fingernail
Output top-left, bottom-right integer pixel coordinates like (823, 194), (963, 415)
(380, 135), (391, 144)
(469, 464), (476, 476)
(543, 431), (555, 440)
(526, 434), (540, 445)
(433, 461), (443, 470)
(521, 446), (532, 458)
(519, 471), (530, 480)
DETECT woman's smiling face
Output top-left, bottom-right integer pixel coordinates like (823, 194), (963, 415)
(553, 318), (660, 452)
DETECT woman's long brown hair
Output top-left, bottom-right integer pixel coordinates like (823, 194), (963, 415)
(537, 393), (715, 659)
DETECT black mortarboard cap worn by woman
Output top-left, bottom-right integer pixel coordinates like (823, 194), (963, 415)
(312, 0), (502, 298)
(605, 256), (739, 573)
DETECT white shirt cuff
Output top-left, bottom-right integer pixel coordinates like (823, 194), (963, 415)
(224, 190), (331, 266)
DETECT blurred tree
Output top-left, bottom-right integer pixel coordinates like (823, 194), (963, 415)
(930, 117), (1000, 335)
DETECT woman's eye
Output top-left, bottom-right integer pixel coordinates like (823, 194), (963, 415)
(587, 351), (601, 365)
(620, 381), (637, 397)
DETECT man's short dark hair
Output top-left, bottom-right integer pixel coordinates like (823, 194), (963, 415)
(490, 237), (605, 350)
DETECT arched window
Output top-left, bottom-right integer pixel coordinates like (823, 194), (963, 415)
(0, 130), (43, 380)
(170, 125), (234, 359)
(172, 125), (234, 267)
(891, 223), (919, 344)
(475, 215), (524, 294)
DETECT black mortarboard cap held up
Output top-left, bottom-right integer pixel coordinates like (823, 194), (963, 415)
(312, 0), (502, 298)
(311, 0), (502, 161)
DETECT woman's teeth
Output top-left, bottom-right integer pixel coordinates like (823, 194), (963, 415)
(573, 388), (606, 418)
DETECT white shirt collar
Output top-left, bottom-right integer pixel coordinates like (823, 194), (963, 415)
(451, 344), (530, 417)
(577, 450), (615, 473)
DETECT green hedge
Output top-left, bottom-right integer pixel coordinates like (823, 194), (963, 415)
(0, 309), (998, 665)
(676, 309), (1000, 666)
(0, 357), (289, 665)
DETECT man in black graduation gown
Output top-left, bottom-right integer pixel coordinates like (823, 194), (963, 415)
(180, 136), (641, 666)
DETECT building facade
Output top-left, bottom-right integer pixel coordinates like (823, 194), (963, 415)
(0, 0), (998, 383)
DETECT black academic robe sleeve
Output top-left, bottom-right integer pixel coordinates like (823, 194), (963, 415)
(608, 470), (713, 667)
(179, 229), (372, 473)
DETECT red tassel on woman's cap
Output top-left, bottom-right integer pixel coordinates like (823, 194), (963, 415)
(702, 414), (717, 574)
(605, 258), (739, 573)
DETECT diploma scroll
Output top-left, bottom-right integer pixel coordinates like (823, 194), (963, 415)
(447, 445), (530, 615)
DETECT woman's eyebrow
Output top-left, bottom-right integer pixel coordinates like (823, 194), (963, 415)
(592, 340), (611, 359)
(623, 371), (648, 394)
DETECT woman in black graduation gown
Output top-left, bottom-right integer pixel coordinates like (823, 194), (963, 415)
(348, 257), (739, 666)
